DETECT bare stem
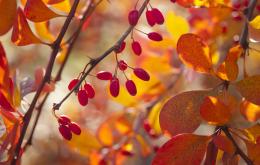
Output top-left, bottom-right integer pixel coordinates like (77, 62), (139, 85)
(10, 1), (80, 164)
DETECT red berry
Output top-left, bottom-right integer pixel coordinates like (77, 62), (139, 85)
(68, 79), (79, 90)
(128, 10), (139, 26)
(58, 115), (71, 125)
(257, 5), (260, 12)
(97, 71), (113, 80)
(232, 2), (241, 9)
(125, 80), (137, 96)
(59, 125), (72, 140)
(131, 41), (142, 56)
(118, 60), (128, 71)
(170, 0), (176, 3)
(151, 8), (164, 25)
(153, 146), (160, 152)
(77, 89), (88, 106)
(115, 41), (126, 53)
(84, 83), (95, 98)
(110, 77), (120, 97)
(120, 150), (134, 157)
(146, 10), (156, 26)
(133, 68), (150, 81)
(143, 120), (152, 133)
(148, 32), (163, 41)
(69, 122), (81, 135)
(98, 159), (108, 165)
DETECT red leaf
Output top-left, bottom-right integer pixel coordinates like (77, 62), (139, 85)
(0, 0), (17, 35)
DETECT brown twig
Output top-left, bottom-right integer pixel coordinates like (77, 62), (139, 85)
(10, 1), (80, 164)
(221, 126), (253, 165)
(53, 0), (150, 111)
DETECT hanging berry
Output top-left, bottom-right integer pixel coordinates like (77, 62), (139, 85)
(58, 115), (71, 125)
(69, 122), (81, 135)
(128, 10), (139, 26)
(97, 71), (113, 80)
(125, 80), (137, 96)
(77, 89), (88, 106)
(84, 82), (95, 99)
(110, 77), (120, 97)
(131, 41), (142, 56)
(146, 10), (156, 26)
(118, 60), (128, 71)
(148, 32), (163, 41)
(151, 8), (164, 25)
(68, 78), (79, 90)
(115, 41), (126, 53)
(133, 68), (150, 81)
(59, 125), (72, 140)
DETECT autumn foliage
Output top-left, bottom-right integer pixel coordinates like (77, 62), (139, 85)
(0, 0), (260, 165)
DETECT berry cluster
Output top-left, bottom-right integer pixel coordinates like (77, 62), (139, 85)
(68, 79), (95, 106)
(57, 115), (81, 140)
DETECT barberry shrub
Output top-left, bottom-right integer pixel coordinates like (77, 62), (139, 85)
(0, 0), (260, 165)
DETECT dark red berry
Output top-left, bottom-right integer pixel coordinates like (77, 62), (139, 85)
(69, 122), (81, 135)
(84, 82), (95, 99)
(257, 5), (260, 12)
(128, 10), (139, 26)
(59, 125), (72, 140)
(146, 10), (156, 26)
(68, 79), (79, 90)
(133, 68), (150, 81)
(118, 60), (128, 71)
(125, 80), (137, 96)
(78, 89), (88, 106)
(97, 71), (113, 80)
(120, 150), (134, 157)
(151, 8), (164, 25)
(131, 41), (142, 56)
(170, 0), (176, 3)
(148, 32), (163, 41)
(98, 159), (108, 165)
(110, 77), (120, 97)
(153, 146), (160, 152)
(58, 115), (71, 125)
(115, 41), (126, 53)
(143, 120), (152, 133)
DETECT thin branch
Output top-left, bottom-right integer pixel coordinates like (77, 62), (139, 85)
(10, 1), (80, 164)
(24, 0), (103, 148)
(53, 0), (150, 110)
(221, 126), (253, 165)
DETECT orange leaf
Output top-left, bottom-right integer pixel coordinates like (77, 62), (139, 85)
(216, 45), (242, 81)
(234, 75), (260, 105)
(11, 8), (42, 46)
(240, 100), (260, 122)
(24, 0), (60, 22)
(245, 141), (260, 164)
(200, 96), (232, 125)
(222, 152), (239, 165)
(213, 135), (235, 154)
(0, 42), (9, 87)
(160, 90), (208, 136)
(0, 0), (17, 35)
(45, 0), (65, 4)
(152, 133), (210, 165)
(177, 33), (212, 73)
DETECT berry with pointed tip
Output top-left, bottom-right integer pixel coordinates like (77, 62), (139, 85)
(84, 83), (95, 98)
(110, 77), (120, 97)
(97, 71), (113, 80)
(125, 80), (137, 96)
(59, 125), (72, 140)
(128, 10), (139, 26)
(77, 89), (88, 106)
(151, 8), (164, 25)
(115, 41), (126, 53)
(58, 115), (71, 125)
(133, 68), (150, 81)
(68, 79), (79, 90)
(148, 32), (163, 41)
(146, 10), (156, 26)
(131, 41), (142, 56)
(118, 60), (128, 71)
(69, 122), (81, 135)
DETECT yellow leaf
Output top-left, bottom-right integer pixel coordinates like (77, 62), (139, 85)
(147, 102), (163, 134)
(250, 15), (260, 30)
(240, 100), (260, 122)
(34, 22), (55, 42)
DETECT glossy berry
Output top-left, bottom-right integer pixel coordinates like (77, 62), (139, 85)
(148, 32), (163, 41)
(125, 80), (137, 96)
(131, 41), (142, 56)
(115, 41), (126, 53)
(77, 89), (88, 106)
(118, 60), (128, 71)
(110, 77), (120, 97)
(68, 79), (79, 90)
(151, 8), (164, 25)
(97, 71), (113, 80)
(84, 83), (95, 98)
(128, 10), (139, 26)
(59, 125), (72, 140)
(58, 115), (71, 125)
(69, 122), (81, 135)
(146, 10), (156, 26)
(133, 68), (150, 81)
